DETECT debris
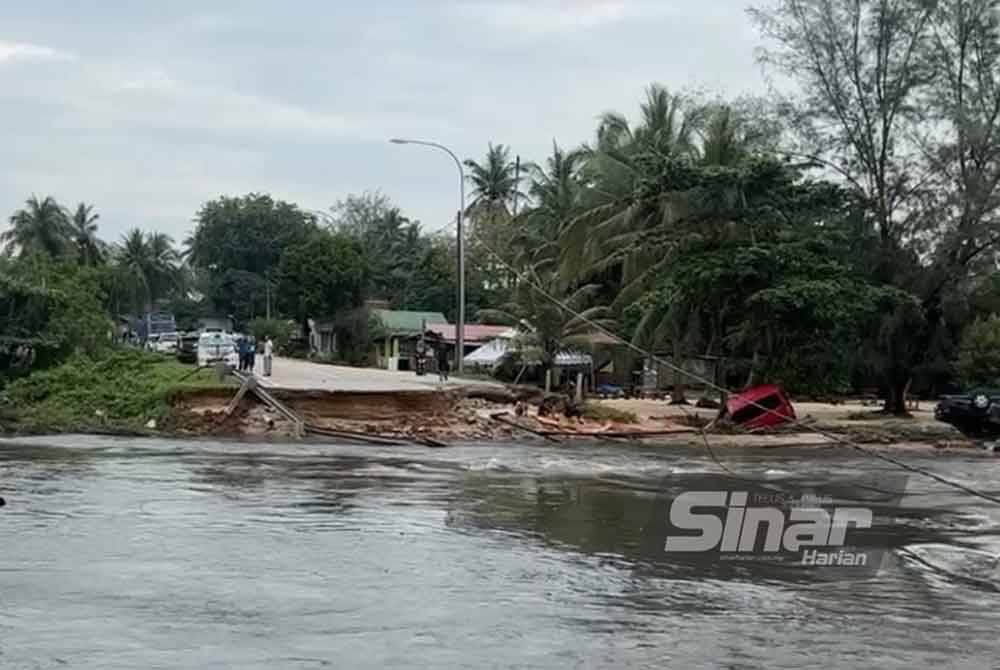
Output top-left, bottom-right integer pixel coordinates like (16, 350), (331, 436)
(145, 418), (157, 429)
(725, 384), (796, 430)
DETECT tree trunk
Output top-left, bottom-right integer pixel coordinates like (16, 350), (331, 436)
(883, 377), (910, 416)
(670, 339), (688, 405)
(544, 368), (552, 393)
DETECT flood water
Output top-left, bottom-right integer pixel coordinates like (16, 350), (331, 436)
(1, 436), (999, 669)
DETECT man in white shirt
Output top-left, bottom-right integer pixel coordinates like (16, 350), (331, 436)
(264, 337), (274, 377)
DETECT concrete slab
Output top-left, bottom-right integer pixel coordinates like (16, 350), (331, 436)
(254, 356), (500, 393)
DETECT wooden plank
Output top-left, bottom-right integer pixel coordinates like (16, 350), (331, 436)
(490, 412), (562, 443)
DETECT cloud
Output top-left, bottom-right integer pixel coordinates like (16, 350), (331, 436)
(450, 0), (675, 39)
(0, 40), (75, 64)
(45, 63), (371, 142)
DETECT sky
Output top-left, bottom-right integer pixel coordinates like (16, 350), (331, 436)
(0, 0), (769, 243)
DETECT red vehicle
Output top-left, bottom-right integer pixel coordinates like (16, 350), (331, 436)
(726, 384), (796, 430)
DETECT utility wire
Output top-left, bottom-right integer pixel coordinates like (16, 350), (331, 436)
(462, 224), (1000, 506)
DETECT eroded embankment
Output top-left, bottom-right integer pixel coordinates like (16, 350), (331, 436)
(167, 387), (518, 442)
(163, 385), (987, 454)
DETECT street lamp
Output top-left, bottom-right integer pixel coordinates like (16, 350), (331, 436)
(389, 137), (466, 373)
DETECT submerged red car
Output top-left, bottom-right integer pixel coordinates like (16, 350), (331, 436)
(726, 384), (796, 430)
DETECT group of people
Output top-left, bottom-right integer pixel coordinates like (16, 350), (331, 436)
(237, 335), (274, 377)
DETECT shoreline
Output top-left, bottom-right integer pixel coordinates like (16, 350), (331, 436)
(0, 351), (989, 455)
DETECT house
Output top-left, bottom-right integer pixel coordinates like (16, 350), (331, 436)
(371, 309), (448, 371)
(463, 328), (629, 392)
(425, 323), (512, 361)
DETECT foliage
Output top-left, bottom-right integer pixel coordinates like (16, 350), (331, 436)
(2, 348), (227, 433)
(956, 317), (1000, 388)
(275, 230), (368, 329)
(1, 256), (112, 375)
(247, 318), (296, 353)
(70, 203), (104, 267)
(748, 0), (1000, 411)
(579, 401), (638, 424)
(2, 195), (73, 259)
(112, 229), (181, 314)
(329, 308), (378, 366)
(185, 193), (316, 320)
(477, 272), (614, 372)
(329, 191), (431, 307)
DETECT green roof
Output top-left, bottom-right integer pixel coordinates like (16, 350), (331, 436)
(372, 309), (448, 334)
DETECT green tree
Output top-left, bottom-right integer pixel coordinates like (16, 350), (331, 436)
(956, 316), (1000, 388)
(113, 229), (180, 313)
(185, 194), (316, 319)
(70, 203), (105, 267)
(2, 196), (72, 259)
(477, 271), (614, 390)
(1, 255), (111, 374)
(275, 230), (368, 339)
(514, 141), (585, 271)
(329, 191), (426, 306)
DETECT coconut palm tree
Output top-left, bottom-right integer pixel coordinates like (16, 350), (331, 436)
(465, 144), (531, 288)
(2, 195), (72, 259)
(114, 229), (180, 313)
(70, 203), (105, 266)
(558, 84), (701, 284)
(477, 269), (615, 390)
(464, 143), (528, 222)
(512, 141), (586, 271)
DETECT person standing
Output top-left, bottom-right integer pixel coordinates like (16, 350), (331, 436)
(264, 336), (273, 377)
(247, 336), (257, 374)
(436, 345), (450, 383)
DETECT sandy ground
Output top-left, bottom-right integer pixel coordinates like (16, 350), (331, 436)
(603, 397), (939, 424)
(254, 356), (501, 393)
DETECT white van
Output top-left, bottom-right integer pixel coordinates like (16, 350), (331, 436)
(197, 331), (237, 368)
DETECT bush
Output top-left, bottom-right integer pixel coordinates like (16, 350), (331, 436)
(3, 348), (228, 433)
(247, 318), (296, 353)
(579, 401), (638, 424)
(956, 316), (1000, 388)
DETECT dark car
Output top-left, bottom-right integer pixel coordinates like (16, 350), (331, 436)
(176, 331), (200, 364)
(935, 389), (1000, 435)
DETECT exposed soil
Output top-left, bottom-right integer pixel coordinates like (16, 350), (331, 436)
(161, 386), (991, 454)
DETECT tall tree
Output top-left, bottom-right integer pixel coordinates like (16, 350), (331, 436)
(70, 203), (104, 267)
(464, 144), (529, 289)
(464, 143), (526, 222)
(514, 141), (585, 271)
(750, 0), (934, 276)
(114, 229), (180, 313)
(275, 230), (368, 340)
(477, 272), (614, 391)
(185, 193), (316, 321)
(2, 196), (72, 259)
(329, 191), (425, 306)
(560, 84), (700, 284)
(749, 0), (942, 412)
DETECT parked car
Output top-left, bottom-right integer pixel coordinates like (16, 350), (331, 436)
(153, 332), (178, 354)
(177, 332), (200, 364)
(595, 383), (625, 399)
(197, 331), (237, 368)
(935, 389), (1000, 436)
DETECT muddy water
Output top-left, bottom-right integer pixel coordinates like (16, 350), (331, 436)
(1, 436), (999, 669)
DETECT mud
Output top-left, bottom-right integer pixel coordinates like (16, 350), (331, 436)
(163, 386), (989, 454)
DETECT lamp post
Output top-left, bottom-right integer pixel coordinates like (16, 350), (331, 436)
(389, 138), (466, 372)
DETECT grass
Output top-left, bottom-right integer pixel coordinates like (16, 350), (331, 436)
(579, 401), (638, 424)
(1, 348), (233, 434)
